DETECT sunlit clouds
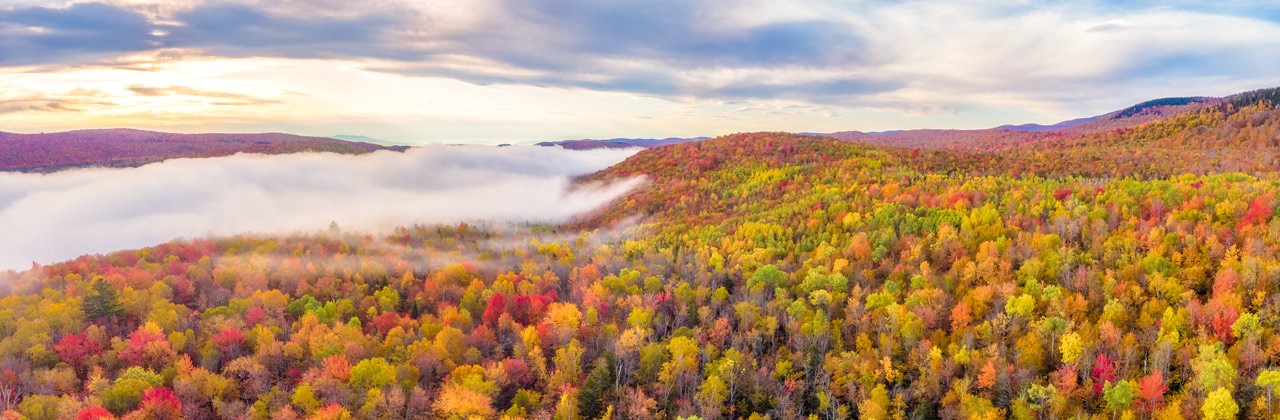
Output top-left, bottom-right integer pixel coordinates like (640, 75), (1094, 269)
(2, 0), (1279, 142)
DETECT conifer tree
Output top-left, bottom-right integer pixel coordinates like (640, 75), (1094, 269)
(82, 278), (124, 324)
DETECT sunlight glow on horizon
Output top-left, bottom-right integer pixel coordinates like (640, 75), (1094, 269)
(2, 0), (1279, 143)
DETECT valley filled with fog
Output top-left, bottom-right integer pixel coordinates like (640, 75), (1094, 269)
(0, 146), (641, 269)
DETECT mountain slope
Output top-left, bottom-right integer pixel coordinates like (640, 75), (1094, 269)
(906, 98), (1280, 178)
(0, 128), (398, 172)
(4, 129), (1280, 418)
(584, 97), (1280, 228)
(994, 115), (1099, 132)
(5, 89), (1280, 419)
(832, 94), (1222, 151)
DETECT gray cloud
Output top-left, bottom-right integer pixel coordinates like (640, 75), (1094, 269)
(407, 0), (880, 99)
(465, 0), (864, 69)
(0, 2), (159, 66)
(0, 1), (884, 101)
(165, 2), (415, 60)
(0, 146), (642, 269)
(4, 1), (1280, 114)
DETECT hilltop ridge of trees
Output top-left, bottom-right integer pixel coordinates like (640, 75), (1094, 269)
(2, 101), (1280, 418)
(0, 129), (400, 173)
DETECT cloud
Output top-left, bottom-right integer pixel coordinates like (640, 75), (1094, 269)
(0, 89), (113, 114)
(126, 84), (278, 105)
(0, 97), (101, 114)
(0, 1), (883, 101)
(0, 146), (642, 269)
(462, 0), (864, 69)
(4, 0), (1280, 127)
(165, 2), (414, 60)
(331, 0), (1280, 111)
(0, 2), (159, 65)
(389, 0), (879, 100)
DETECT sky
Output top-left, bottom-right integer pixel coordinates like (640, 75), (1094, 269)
(2, 0), (1279, 144)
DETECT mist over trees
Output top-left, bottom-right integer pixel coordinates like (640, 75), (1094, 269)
(0, 145), (640, 269)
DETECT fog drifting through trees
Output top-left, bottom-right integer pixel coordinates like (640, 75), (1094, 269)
(0, 145), (642, 269)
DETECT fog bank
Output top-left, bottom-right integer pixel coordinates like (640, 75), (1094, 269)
(0, 145), (641, 269)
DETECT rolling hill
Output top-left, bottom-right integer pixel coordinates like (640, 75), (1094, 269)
(0, 128), (402, 172)
(828, 93), (1234, 151)
(3, 87), (1280, 419)
(545, 91), (1243, 153)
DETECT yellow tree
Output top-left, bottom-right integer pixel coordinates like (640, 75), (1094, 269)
(434, 383), (494, 419)
(1201, 388), (1238, 420)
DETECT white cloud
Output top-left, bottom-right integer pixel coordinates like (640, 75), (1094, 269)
(5, 0), (1280, 136)
(0, 146), (642, 269)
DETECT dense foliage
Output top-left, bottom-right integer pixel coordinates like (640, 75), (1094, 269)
(3, 100), (1280, 419)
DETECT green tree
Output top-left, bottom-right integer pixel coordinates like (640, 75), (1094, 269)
(750, 265), (785, 288)
(18, 395), (61, 420)
(349, 358), (396, 391)
(1004, 294), (1036, 318)
(578, 355), (616, 420)
(1103, 379), (1136, 415)
(373, 286), (400, 313)
(82, 278), (124, 323)
(100, 378), (150, 414)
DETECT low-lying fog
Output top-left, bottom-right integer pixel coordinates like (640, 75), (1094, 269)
(0, 145), (642, 270)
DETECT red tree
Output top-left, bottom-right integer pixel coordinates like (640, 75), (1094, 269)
(244, 306), (266, 326)
(75, 406), (114, 420)
(133, 387), (182, 420)
(1136, 371), (1167, 412)
(1091, 354), (1117, 396)
(370, 312), (406, 335)
(118, 327), (177, 370)
(482, 293), (507, 325)
(53, 333), (102, 375)
(212, 327), (246, 358)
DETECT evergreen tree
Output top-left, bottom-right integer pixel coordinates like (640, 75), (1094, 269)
(579, 354), (616, 419)
(82, 278), (124, 324)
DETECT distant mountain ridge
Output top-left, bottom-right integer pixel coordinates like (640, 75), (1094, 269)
(828, 93), (1236, 150)
(994, 115), (1101, 132)
(536, 137), (709, 150)
(0, 128), (399, 172)
(6, 88), (1277, 173)
(989, 97), (1214, 133)
(331, 134), (413, 147)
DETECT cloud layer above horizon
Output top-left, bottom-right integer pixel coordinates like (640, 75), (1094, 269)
(1, 0), (1279, 141)
(0, 146), (642, 270)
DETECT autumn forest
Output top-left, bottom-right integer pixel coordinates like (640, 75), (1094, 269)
(5, 89), (1280, 420)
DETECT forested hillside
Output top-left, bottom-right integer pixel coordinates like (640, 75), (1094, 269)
(2, 99), (1280, 419)
(830, 91), (1230, 152)
(0, 129), (399, 172)
(908, 101), (1280, 178)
